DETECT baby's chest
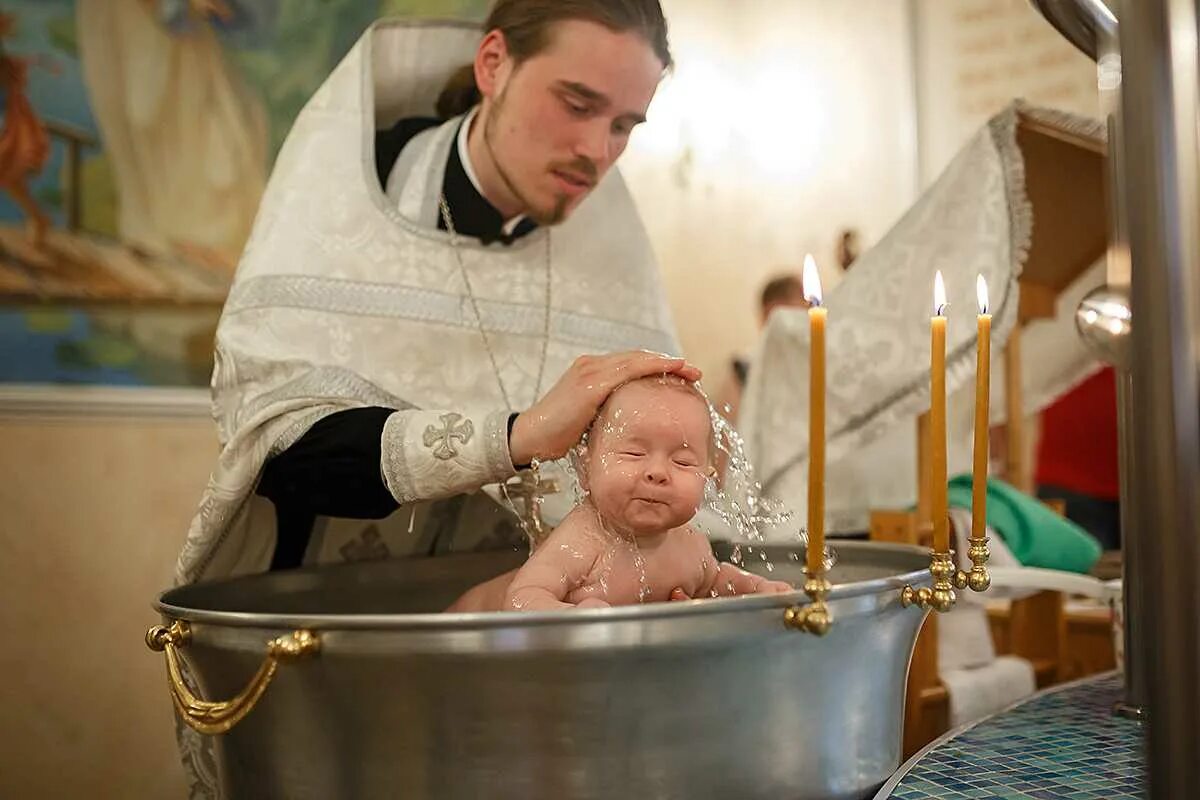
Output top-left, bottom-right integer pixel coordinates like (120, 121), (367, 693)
(575, 544), (707, 604)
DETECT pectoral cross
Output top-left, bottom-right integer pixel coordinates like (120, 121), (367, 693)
(503, 468), (561, 546)
(339, 526), (390, 562)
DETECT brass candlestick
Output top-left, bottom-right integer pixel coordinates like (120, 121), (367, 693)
(954, 534), (992, 593)
(901, 550), (958, 613)
(901, 515), (991, 612)
(785, 547), (833, 636)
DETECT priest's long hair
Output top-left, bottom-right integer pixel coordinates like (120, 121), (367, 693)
(437, 0), (673, 119)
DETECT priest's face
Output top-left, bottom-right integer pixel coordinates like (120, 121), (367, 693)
(478, 20), (665, 225)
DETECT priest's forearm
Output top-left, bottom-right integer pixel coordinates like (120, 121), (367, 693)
(258, 406), (518, 519)
(257, 406), (399, 519)
(380, 408), (517, 504)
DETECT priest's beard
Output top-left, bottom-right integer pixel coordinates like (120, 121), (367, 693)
(484, 87), (586, 227)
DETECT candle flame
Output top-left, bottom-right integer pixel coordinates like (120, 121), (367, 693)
(933, 270), (947, 316)
(977, 275), (989, 315)
(803, 254), (823, 306)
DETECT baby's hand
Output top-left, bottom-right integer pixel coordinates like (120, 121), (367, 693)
(575, 597), (611, 609)
(708, 562), (795, 598)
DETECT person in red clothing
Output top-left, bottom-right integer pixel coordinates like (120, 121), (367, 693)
(1035, 366), (1121, 549)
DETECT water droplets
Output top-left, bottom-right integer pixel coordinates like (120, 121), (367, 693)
(699, 395), (804, 568)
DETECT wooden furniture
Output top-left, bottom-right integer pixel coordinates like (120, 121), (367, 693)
(874, 112), (1112, 757)
(1001, 113), (1108, 492)
(873, 510), (1060, 762)
(908, 114), (1110, 503)
(989, 599), (1117, 683)
(872, 508), (1117, 757)
(901, 611), (948, 759)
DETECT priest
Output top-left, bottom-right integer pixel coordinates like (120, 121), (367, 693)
(177, 0), (696, 592)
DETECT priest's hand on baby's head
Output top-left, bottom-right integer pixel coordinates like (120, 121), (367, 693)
(508, 351), (701, 466)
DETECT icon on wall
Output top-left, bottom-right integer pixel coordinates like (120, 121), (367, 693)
(0, 0), (488, 388)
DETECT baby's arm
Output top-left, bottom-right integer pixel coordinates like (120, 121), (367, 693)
(504, 517), (604, 611)
(689, 534), (793, 598)
(706, 562), (793, 597)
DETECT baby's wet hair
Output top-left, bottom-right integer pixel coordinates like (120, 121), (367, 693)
(582, 373), (717, 472)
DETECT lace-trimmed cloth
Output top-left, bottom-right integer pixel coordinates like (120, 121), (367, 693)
(740, 102), (1106, 534)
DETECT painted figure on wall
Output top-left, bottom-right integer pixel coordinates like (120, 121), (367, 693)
(76, 0), (273, 265)
(0, 12), (52, 247)
(0, 0), (487, 388)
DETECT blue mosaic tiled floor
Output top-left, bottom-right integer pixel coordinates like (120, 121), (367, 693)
(877, 673), (1143, 800)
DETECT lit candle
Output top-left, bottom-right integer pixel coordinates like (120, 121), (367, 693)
(972, 276), (991, 540)
(931, 271), (949, 553)
(804, 254), (826, 574)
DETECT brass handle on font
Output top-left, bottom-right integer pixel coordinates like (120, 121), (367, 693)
(145, 620), (319, 735)
(783, 576), (833, 636)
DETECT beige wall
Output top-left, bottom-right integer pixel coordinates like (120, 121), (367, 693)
(914, 0), (1099, 184)
(621, 0), (919, 386)
(912, 0), (1101, 478)
(618, 0), (1099, 392)
(0, 411), (214, 798)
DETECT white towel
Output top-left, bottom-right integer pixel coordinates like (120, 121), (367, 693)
(938, 604), (998, 672)
(938, 507), (1023, 673)
(941, 655), (1037, 727)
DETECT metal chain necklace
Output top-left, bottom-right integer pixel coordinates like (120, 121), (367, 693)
(439, 194), (556, 546)
(438, 195), (552, 411)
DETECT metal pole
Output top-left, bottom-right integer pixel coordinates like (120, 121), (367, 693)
(1112, 372), (1149, 718)
(1077, 286), (1147, 718)
(1035, 0), (1150, 715)
(1092, 5), (1148, 717)
(1118, 0), (1200, 796)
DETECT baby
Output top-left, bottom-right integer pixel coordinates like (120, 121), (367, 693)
(449, 375), (792, 612)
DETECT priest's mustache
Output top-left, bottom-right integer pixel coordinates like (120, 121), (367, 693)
(552, 157), (598, 185)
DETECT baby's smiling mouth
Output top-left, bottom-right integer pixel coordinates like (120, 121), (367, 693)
(633, 496), (669, 507)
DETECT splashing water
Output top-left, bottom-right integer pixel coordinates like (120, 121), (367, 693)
(702, 387), (837, 572)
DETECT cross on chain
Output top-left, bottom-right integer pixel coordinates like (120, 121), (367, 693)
(503, 469), (561, 545)
(339, 526), (390, 562)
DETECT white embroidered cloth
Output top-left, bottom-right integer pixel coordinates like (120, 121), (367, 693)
(740, 103), (1107, 534)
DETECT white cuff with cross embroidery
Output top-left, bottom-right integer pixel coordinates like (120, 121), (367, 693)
(380, 408), (517, 505)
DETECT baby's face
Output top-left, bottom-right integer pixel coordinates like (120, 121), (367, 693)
(585, 380), (711, 536)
